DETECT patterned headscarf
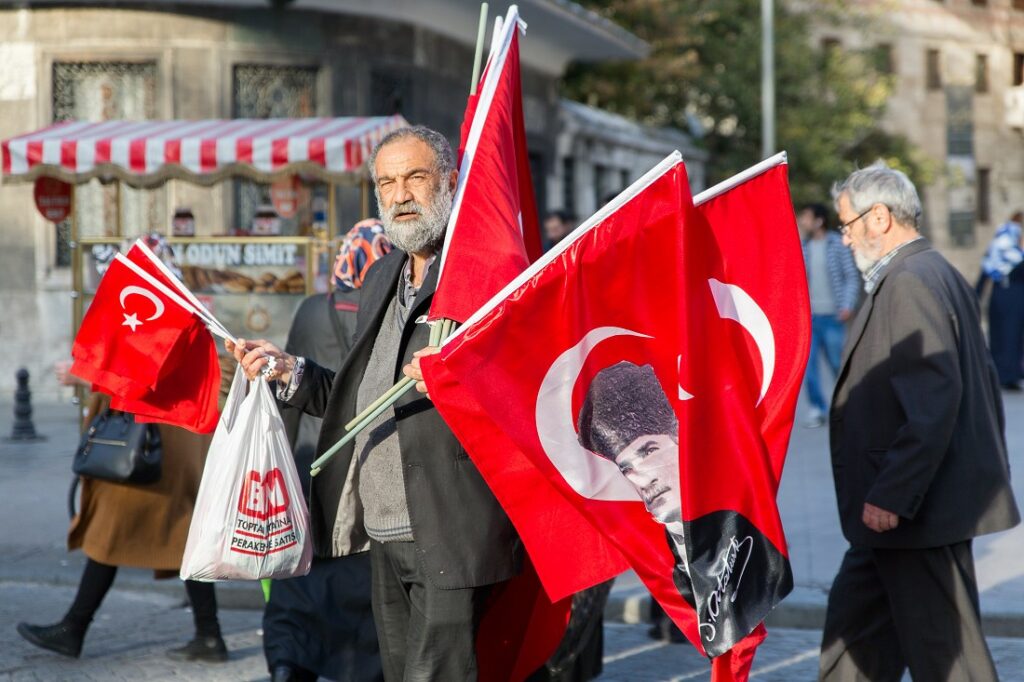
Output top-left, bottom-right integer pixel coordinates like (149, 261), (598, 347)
(982, 219), (1024, 283)
(334, 219), (393, 291)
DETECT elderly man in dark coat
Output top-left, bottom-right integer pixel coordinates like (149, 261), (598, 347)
(820, 161), (1020, 681)
(230, 126), (521, 681)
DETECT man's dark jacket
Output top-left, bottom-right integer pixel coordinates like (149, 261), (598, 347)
(284, 249), (522, 589)
(830, 239), (1020, 548)
(278, 291), (357, 498)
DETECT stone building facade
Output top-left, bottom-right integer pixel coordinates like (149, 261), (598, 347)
(825, 0), (1024, 275)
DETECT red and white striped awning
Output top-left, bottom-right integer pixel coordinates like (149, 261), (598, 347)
(1, 115), (408, 187)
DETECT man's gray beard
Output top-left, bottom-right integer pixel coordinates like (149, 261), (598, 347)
(379, 182), (453, 255)
(853, 248), (881, 274)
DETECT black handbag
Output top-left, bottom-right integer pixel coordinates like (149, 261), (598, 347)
(72, 410), (162, 485)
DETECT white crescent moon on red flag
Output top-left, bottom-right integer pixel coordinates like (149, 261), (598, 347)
(535, 326), (650, 502)
(708, 278), (775, 405)
(119, 285), (165, 321)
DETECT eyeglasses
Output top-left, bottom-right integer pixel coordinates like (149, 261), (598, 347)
(838, 205), (876, 237)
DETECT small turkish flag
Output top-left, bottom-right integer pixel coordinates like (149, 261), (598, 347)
(72, 255), (198, 399)
(72, 253), (221, 433)
(107, 319), (221, 434)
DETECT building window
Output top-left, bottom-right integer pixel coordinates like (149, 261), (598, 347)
(971, 0), (987, 6)
(975, 55), (989, 93)
(529, 152), (546, 225)
(874, 44), (894, 75)
(1014, 0), (1024, 10)
(926, 49), (942, 91)
(948, 211), (975, 248)
(977, 168), (991, 224)
(561, 157), (575, 217)
(946, 87), (974, 156)
(232, 64), (318, 233)
(595, 165), (612, 205)
(51, 61), (160, 266)
(370, 68), (410, 116)
(1015, 53), (1024, 87)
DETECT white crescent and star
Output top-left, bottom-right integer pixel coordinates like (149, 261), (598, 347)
(707, 278), (775, 405)
(119, 285), (165, 332)
(535, 280), (776, 500)
(535, 326), (649, 502)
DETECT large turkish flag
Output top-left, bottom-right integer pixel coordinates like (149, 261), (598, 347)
(423, 153), (809, 679)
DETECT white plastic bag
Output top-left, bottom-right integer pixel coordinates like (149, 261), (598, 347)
(181, 367), (312, 581)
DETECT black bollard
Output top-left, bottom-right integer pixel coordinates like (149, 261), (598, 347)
(8, 368), (43, 441)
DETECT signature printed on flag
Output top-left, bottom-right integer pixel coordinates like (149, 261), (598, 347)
(699, 534), (755, 642)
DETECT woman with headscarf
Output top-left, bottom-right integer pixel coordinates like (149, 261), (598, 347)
(16, 234), (229, 662)
(263, 220), (392, 682)
(982, 211), (1024, 389)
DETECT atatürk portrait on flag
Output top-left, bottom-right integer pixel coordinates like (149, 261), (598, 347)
(577, 361), (681, 526)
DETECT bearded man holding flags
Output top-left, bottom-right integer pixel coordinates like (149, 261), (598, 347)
(229, 126), (522, 681)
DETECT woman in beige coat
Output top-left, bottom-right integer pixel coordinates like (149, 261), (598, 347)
(15, 356), (231, 661)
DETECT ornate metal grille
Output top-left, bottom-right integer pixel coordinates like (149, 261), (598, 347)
(232, 64), (318, 233)
(52, 62), (162, 263)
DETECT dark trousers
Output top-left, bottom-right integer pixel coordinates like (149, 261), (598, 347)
(989, 279), (1024, 385)
(819, 542), (997, 682)
(64, 558), (220, 637)
(369, 540), (491, 682)
(263, 553), (381, 681)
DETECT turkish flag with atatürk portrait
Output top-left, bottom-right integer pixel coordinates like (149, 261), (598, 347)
(71, 253), (220, 433)
(423, 152), (809, 680)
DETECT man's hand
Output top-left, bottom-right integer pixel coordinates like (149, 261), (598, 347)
(404, 346), (441, 397)
(224, 337), (296, 383)
(838, 308), (853, 322)
(862, 502), (900, 533)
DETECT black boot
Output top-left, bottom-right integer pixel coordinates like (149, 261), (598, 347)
(165, 634), (228, 662)
(16, 621), (85, 658)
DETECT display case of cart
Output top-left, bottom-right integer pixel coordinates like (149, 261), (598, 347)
(78, 236), (319, 346)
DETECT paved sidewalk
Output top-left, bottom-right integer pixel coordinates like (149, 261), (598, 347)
(2, 386), (1024, 643)
(0, 583), (266, 681)
(607, 389), (1024, 637)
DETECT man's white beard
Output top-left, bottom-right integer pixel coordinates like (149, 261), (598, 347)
(853, 237), (884, 274)
(854, 250), (879, 274)
(379, 181), (453, 255)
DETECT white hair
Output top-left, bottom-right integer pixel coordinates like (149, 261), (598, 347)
(367, 125), (455, 184)
(832, 160), (922, 228)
